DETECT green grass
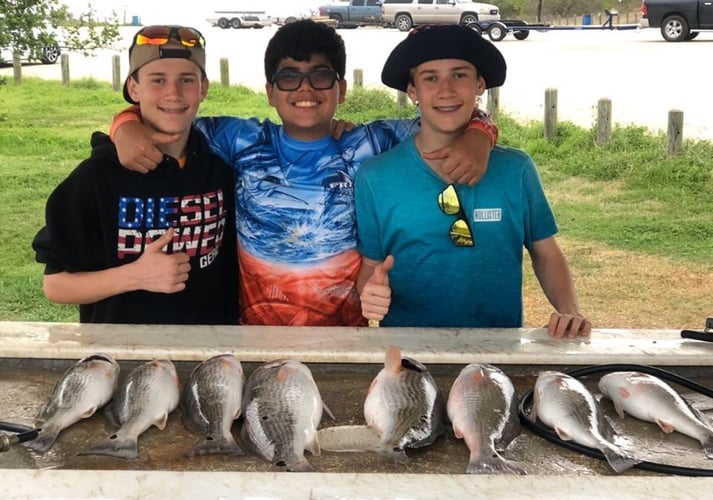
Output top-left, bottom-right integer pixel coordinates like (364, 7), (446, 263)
(1, 77), (712, 323)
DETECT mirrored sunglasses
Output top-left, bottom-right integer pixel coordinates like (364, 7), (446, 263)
(133, 25), (205, 49)
(438, 184), (474, 247)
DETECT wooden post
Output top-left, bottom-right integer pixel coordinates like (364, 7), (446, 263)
(486, 87), (499, 118)
(353, 68), (363, 88)
(667, 109), (684, 156)
(61, 54), (70, 86)
(397, 90), (409, 108)
(544, 88), (557, 141)
(111, 55), (121, 92)
(12, 53), (21, 84)
(596, 98), (612, 146)
(220, 58), (229, 87)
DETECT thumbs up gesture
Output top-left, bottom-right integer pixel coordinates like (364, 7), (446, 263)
(360, 255), (394, 322)
(130, 228), (191, 293)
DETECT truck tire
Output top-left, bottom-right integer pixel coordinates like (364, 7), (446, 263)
(514, 30), (529, 40)
(331, 14), (343, 23)
(218, 18), (229, 29)
(460, 13), (479, 26)
(395, 14), (413, 31)
(487, 22), (508, 42)
(230, 17), (242, 29)
(40, 44), (60, 64)
(466, 23), (483, 36)
(660, 15), (689, 42)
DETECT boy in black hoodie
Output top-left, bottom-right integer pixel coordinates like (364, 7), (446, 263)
(32, 25), (238, 324)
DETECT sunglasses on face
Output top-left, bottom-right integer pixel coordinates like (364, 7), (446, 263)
(270, 68), (339, 91)
(438, 184), (474, 247)
(133, 25), (205, 49)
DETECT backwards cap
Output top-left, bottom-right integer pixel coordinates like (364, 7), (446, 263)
(381, 25), (506, 92)
(123, 25), (206, 104)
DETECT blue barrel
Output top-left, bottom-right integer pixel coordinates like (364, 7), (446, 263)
(582, 14), (592, 25)
(131, 15), (140, 26)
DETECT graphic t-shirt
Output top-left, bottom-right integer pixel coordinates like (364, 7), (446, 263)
(196, 116), (419, 325)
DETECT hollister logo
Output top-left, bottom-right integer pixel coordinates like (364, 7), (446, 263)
(474, 208), (502, 222)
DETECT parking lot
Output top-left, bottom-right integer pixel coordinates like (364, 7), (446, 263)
(2, 24), (711, 140)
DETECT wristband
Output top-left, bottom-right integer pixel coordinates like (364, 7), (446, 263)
(466, 115), (499, 148)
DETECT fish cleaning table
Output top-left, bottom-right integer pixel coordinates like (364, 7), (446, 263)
(1, 321), (713, 498)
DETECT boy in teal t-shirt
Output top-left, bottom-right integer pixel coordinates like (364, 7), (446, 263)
(355, 25), (591, 338)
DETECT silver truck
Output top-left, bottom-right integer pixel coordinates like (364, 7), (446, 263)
(382, 0), (500, 31)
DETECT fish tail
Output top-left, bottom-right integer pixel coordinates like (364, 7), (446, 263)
(700, 433), (713, 459)
(21, 428), (60, 453)
(272, 456), (314, 472)
(184, 435), (244, 458)
(379, 447), (409, 465)
(466, 453), (527, 475)
(78, 435), (139, 460)
(601, 445), (640, 473)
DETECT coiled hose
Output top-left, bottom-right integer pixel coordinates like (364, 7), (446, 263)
(518, 363), (713, 476)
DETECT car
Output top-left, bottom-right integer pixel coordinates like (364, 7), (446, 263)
(0, 42), (61, 65)
(382, 0), (500, 31)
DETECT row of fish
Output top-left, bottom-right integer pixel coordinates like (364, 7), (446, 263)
(17, 348), (713, 474)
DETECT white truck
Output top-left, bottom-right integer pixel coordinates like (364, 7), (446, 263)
(382, 0), (500, 31)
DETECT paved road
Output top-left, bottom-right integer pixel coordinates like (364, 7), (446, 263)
(3, 24), (711, 140)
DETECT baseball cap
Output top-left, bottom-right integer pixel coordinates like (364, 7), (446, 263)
(123, 25), (206, 104)
(381, 25), (506, 92)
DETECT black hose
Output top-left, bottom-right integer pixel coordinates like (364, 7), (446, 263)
(518, 363), (713, 476)
(0, 420), (39, 446)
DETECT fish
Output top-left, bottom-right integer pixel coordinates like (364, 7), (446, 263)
(23, 353), (120, 452)
(181, 353), (245, 458)
(240, 359), (333, 472)
(530, 370), (640, 473)
(363, 345), (447, 465)
(79, 358), (180, 460)
(447, 363), (525, 475)
(599, 371), (713, 458)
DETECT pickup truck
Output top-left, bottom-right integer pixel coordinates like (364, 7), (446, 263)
(640, 0), (713, 41)
(317, 0), (384, 28)
(382, 0), (500, 32)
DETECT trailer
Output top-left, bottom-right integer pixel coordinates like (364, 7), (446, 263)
(206, 11), (272, 29)
(473, 9), (640, 41)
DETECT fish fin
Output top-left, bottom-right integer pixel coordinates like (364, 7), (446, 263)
(700, 434), (713, 459)
(612, 400), (626, 419)
(21, 428), (60, 453)
(654, 419), (676, 434)
(78, 435), (139, 460)
(380, 447), (409, 465)
(184, 435), (244, 458)
(104, 403), (120, 428)
(601, 446), (640, 473)
(154, 412), (169, 431)
(305, 433), (321, 456)
(384, 345), (402, 374)
(272, 456), (314, 472)
(466, 452), (527, 475)
(553, 426), (573, 441)
(322, 402), (336, 421)
(80, 405), (98, 419)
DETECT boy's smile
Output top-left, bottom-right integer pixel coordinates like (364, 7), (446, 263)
(266, 55), (347, 142)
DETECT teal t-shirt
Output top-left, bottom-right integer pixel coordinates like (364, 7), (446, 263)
(355, 138), (557, 327)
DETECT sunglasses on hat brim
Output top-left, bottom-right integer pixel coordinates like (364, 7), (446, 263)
(132, 25), (205, 49)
